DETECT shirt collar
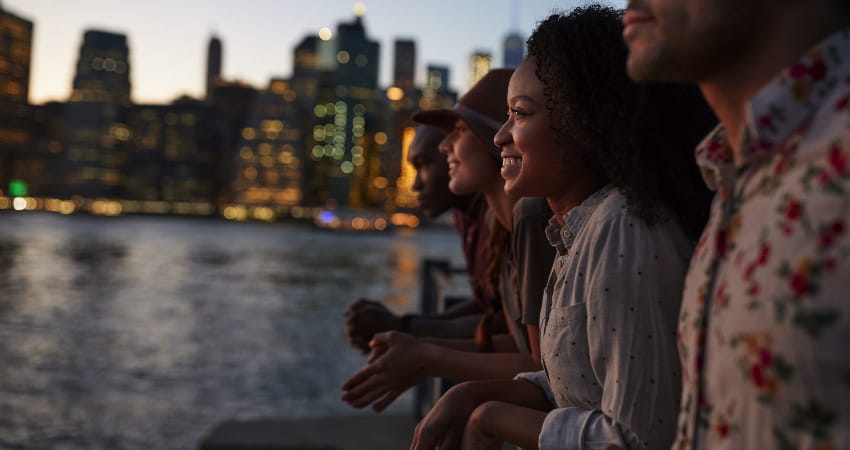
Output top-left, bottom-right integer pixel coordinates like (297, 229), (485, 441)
(544, 184), (614, 254)
(695, 27), (850, 187)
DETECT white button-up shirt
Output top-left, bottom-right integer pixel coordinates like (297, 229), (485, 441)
(518, 186), (693, 450)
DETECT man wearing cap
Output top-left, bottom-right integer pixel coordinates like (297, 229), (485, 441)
(623, 0), (850, 448)
(343, 124), (496, 353)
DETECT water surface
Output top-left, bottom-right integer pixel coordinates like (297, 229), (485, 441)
(0, 212), (464, 449)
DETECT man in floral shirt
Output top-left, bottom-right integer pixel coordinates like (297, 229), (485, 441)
(622, 0), (850, 449)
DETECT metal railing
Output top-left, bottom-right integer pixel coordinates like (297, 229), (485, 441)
(413, 258), (470, 419)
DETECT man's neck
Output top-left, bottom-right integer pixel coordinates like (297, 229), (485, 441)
(699, 4), (850, 160)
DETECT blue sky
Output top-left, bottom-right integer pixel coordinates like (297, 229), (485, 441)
(4, 0), (625, 104)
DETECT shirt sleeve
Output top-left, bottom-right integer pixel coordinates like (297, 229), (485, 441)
(538, 408), (627, 450)
(514, 370), (556, 406)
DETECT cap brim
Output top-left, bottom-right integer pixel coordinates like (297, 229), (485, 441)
(410, 109), (461, 133)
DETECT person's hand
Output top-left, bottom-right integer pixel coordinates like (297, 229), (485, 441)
(343, 298), (402, 353)
(410, 383), (481, 450)
(340, 331), (427, 412)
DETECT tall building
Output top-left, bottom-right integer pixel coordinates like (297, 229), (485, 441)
(393, 39), (415, 91)
(307, 12), (382, 208)
(292, 36), (320, 104)
(229, 78), (303, 219)
(209, 81), (258, 207)
(468, 51), (492, 88)
(503, 0), (524, 68)
(206, 34), (222, 102)
(125, 97), (219, 214)
(63, 30), (132, 199)
(502, 32), (524, 68)
(420, 64), (456, 110)
(0, 4), (32, 194)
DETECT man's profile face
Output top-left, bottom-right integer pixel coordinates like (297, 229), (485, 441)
(624, 0), (766, 83)
(407, 129), (455, 218)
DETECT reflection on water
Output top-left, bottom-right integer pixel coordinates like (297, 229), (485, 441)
(0, 212), (464, 450)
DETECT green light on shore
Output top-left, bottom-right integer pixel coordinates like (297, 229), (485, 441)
(9, 180), (28, 197)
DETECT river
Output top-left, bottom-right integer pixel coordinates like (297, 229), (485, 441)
(0, 211), (465, 449)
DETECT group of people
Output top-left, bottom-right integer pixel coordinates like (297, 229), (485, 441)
(342, 1), (849, 449)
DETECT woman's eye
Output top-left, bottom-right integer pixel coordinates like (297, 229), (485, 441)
(510, 108), (525, 117)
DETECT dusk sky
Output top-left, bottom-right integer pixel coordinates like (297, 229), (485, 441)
(4, 0), (625, 105)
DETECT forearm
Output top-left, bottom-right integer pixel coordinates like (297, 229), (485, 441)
(469, 401), (547, 450)
(453, 378), (554, 413)
(420, 343), (541, 382)
(421, 333), (520, 353)
(406, 312), (482, 338)
(433, 299), (483, 318)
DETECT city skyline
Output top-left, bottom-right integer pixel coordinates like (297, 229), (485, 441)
(4, 0), (624, 104)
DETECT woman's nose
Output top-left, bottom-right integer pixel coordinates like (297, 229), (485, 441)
(494, 121), (511, 148)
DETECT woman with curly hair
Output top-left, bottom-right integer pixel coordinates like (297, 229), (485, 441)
(410, 5), (715, 450)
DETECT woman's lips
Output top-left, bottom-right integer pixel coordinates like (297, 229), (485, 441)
(501, 156), (521, 180)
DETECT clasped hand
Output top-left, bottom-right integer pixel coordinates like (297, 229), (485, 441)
(341, 330), (428, 412)
(343, 298), (402, 354)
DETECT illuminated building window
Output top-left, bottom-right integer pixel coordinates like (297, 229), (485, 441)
(355, 54), (368, 67)
(337, 51), (350, 64)
(240, 146), (253, 160)
(386, 87), (404, 101)
(352, 154), (364, 166)
(242, 128), (256, 140)
(279, 152), (293, 165)
(314, 105), (327, 117)
(373, 177), (388, 189)
(375, 132), (388, 145)
(181, 113), (196, 126)
(258, 143), (272, 155)
(244, 167), (257, 180)
(340, 161), (354, 173)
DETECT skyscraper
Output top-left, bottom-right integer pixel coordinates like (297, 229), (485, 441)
(63, 30), (132, 199)
(502, 32), (524, 68)
(503, 0), (524, 68)
(206, 34), (222, 102)
(420, 64), (455, 110)
(229, 78), (303, 219)
(393, 39), (415, 91)
(308, 12), (381, 208)
(0, 4), (32, 194)
(468, 51), (492, 87)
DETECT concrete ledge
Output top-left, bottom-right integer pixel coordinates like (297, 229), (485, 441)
(198, 414), (417, 450)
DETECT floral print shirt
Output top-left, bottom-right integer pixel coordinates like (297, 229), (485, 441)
(674, 29), (850, 450)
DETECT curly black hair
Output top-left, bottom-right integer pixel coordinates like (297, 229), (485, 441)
(526, 5), (717, 239)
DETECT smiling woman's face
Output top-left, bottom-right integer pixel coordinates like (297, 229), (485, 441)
(438, 119), (501, 196)
(494, 57), (574, 199)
